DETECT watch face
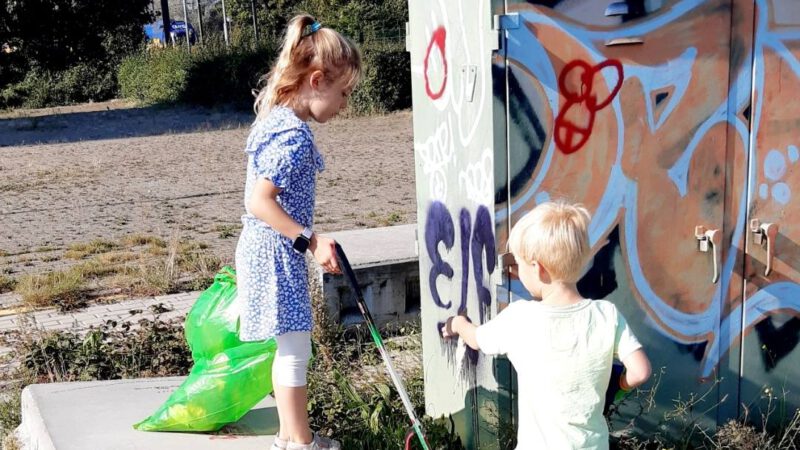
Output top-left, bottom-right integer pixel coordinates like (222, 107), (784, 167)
(293, 235), (310, 253)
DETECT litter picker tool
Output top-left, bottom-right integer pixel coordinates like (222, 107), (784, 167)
(334, 243), (431, 450)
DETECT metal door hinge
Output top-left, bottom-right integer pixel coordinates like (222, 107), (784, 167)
(492, 13), (520, 31)
(491, 13), (519, 52)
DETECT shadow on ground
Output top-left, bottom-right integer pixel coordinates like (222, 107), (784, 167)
(0, 103), (254, 147)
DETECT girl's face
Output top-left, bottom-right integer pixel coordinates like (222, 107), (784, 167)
(308, 71), (352, 123)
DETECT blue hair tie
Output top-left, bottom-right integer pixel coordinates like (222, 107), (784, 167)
(302, 21), (322, 37)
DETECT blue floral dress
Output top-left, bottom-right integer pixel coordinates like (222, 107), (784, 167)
(235, 106), (324, 342)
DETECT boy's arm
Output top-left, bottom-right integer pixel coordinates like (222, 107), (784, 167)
(613, 310), (650, 388)
(441, 315), (480, 350)
(604, 309), (650, 411)
(620, 349), (651, 390)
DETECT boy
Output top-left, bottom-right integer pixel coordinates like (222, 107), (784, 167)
(442, 201), (651, 449)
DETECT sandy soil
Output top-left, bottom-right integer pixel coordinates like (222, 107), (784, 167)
(0, 101), (416, 277)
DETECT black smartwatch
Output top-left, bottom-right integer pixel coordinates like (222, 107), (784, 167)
(293, 227), (313, 253)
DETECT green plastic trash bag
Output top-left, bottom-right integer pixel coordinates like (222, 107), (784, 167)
(134, 340), (277, 432)
(184, 266), (243, 360)
(134, 266), (277, 432)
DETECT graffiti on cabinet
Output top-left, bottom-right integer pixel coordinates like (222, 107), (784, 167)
(500, 0), (800, 377)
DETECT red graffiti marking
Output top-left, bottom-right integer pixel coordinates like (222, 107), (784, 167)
(424, 27), (447, 100)
(554, 59), (623, 154)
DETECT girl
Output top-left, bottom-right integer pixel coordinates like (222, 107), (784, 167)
(235, 14), (361, 450)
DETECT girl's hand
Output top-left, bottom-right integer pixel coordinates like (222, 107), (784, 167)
(311, 235), (341, 274)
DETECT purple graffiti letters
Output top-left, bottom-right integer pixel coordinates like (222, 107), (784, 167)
(425, 201), (497, 323)
(426, 201), (455, 309)
(471, 206), (496, 323)
(459, 209), (472, 314)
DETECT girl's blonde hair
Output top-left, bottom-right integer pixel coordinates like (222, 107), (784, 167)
(253, 14), (362, 122)
(508, 201), (592, 283)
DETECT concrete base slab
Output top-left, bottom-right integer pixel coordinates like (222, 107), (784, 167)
(327, 224), (417, 268)
(321, 224), (420, 326)
(17, 377), (277, 450)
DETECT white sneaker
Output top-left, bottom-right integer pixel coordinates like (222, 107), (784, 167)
(286, 432), (341, 450)
(271, 436), (288, 450)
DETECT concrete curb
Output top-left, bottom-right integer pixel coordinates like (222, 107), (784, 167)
(18, 385), (56, 450)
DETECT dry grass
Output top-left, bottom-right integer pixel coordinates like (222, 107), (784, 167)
(104, 266), (172, 298)
(0, 179), (47, 194)
(611, 369), (800, 450)
(120, 234), (166, 248)
(13, 234), (221, 310)
(0, 276), (15, 294)
(1, 433), (21, 450)
(213, 224), (239, 239)
(14, 270), (84, 309)
(380, 211), (404, 227)
(64, 239), (119, 260)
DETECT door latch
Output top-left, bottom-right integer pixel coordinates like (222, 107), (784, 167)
(496, 252), (517, 285)
(695, 226), (721, 284)
(750, 219), (779, 276)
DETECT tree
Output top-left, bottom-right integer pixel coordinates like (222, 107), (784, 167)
(2, 0), (152, 83)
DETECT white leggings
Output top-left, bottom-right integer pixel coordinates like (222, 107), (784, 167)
(272, 331), (312, 387)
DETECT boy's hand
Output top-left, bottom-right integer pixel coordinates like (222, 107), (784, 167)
(441, 316), (463, 338)
(603, 363), (632, 414)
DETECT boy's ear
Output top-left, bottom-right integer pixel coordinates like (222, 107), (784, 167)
(536, 261), (551, 282)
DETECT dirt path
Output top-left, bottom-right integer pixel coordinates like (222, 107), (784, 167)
(0, 101), (416, 278)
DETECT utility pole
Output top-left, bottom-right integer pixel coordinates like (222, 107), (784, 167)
(182, 0), (191, 51)
(196, 0), (204, 45)
(250, 0), (258, 46)
(221, 0), (229, 46)
(159, 0), (171, 45)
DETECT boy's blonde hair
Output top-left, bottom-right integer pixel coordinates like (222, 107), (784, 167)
(508, 201), (592, 283)
(253, 14), (362, 122)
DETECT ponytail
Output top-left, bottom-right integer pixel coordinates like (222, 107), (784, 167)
(253, 14), (362, 123)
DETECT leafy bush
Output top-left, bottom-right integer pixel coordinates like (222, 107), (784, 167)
(58, 63), (119, 103)
(117, 40), (410, 115)
(118, 43), (272, 106)
(182, 43), (276, 106)
(117, 52), (150, 102)
(349, 42), (410, 115)
(0, 0), (151, 108)
(0, 63), (120, 109)
(0, 69), (56, 109)
(306, 335), (463, 449)
(17, 312), (191, 383)
(119, 47), (192, 105)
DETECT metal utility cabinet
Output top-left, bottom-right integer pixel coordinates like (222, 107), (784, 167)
(407, 0), (800, 448)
